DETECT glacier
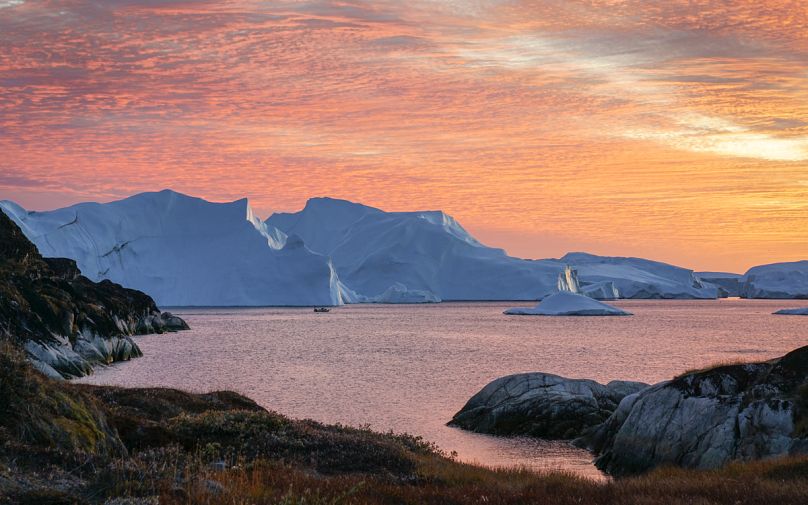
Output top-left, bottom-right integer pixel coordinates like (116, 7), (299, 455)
(267, 197), (576, 301)
(740, 261), (808, 299)
(504, 291), (631, 316)
(0, 190), (345, 307)
(559, 252), (719, 299)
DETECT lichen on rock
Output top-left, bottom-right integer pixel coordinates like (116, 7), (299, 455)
(0, 210), (188, 379)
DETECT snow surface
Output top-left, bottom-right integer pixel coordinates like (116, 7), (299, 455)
(366, 283), (441, 304)
(579, 281), (620, 300)
(696, 271), (743, 298)
(268, 198), (577, 301)
(504, 291), (631, 316)
(560, 252), (718, 299)
(773, 307), (808, 315)
(740, 261), (808, 299)
(697, 271), (743, 279)
(0, 190), (345, 307)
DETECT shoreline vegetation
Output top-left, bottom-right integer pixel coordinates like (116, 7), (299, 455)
(3, 347), (808, 505)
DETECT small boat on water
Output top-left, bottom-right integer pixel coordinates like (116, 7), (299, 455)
(313, 307), (330, 313)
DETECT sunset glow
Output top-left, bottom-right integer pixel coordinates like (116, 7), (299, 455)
(1, 0), (806, 272)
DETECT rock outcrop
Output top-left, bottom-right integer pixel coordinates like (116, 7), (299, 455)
(0, 210), (188, 379)
(580, 346), (808, 476)
(448, 373), (648, 439)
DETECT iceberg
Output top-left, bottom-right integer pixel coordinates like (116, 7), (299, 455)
(0, 190), (345, 307)
(367, 283), (441, 304)
(740, 261), (808, 299)
(2, 191), (728, 306)
(696, 271), (743, 297)
(579, 281), (620, 300)
(773, 307), (808, 315)
(268, 198), (575, 301)
(504, 291), (631, 316)
(560, 252), (719, 299)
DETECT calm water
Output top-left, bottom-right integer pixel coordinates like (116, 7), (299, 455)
(78, 299), (808, 479)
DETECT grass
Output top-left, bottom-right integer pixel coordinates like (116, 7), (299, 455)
(3, 350), (808, 504)
(673, 358), (752, 379)
(155, 454), (808, 505)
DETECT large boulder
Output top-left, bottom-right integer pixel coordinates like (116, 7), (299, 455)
(448, 373), (647, 439)
(580, 346), (808, 476)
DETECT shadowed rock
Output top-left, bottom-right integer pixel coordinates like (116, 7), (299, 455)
(449, 373), (647, 439)
(579, 346), (808, 476)
(0, 210), (189, 378)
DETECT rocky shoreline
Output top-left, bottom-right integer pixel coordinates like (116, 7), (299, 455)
(451, 348), (808, 476)
(0, 208), (188, 379)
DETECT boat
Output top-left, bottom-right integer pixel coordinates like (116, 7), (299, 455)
(313, 307), (330, 313)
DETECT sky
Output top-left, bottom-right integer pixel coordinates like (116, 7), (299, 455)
(0, 0), (806, 273)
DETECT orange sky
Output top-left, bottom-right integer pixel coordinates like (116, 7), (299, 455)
(1, 0), (806, 273)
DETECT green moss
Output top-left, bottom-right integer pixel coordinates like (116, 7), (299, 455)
(0, 345), (121, 457)
(37, 392), (110, 454)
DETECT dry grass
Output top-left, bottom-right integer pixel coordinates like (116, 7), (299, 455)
(673, 359), (751, 379)
(155, 454), (808, 505)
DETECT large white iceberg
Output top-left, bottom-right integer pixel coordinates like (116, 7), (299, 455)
(267, 198), (576, 301)
(0, 190), (345, 307)
(504, 291), (631, 316)
(3, 191), (729, 306)
(740, 261), (808, 299)
(559, 252), (718, 299)
(367, 283), (441, 304)
(774, 307), (808, 315)
(696, 271), (743, 298)
(579, 281), (620, 300)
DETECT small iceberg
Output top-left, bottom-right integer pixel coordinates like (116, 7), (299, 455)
(774, 307), (808, 315)
(504, 291), (631, 316)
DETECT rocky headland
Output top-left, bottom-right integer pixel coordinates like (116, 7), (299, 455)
(452, 348), (808, 476)
(581, 346), (808, 475)
(0, 210), (187, 379)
